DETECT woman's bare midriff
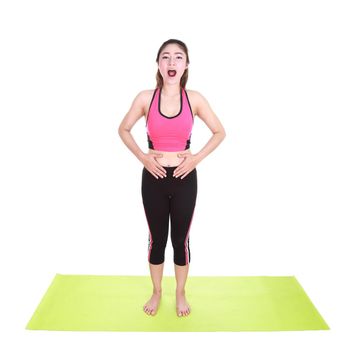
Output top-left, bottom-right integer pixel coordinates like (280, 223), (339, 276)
(148, 148), (192, 167)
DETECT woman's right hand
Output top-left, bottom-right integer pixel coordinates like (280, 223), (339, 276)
(141, 153), (167, 179)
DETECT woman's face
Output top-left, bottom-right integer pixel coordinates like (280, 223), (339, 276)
(158, 44), (188, 85)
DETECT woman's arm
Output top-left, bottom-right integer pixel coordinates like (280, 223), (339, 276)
(193, 91), (226, 163)
(118, 91), (147, 163)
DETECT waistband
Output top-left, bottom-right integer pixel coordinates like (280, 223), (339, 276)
(162, 166), (197, 172)
(162, 165), (179, 170)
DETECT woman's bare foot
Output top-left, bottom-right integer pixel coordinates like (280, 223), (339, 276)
(143, 291), (161, 316)
(176, 290), (191, 317)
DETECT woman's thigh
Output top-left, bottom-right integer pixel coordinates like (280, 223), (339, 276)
(141, 167), (170, 239)
(169, 168), (197, 235)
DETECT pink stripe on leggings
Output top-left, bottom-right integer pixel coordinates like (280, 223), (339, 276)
(143, 206), (153, 262)
(184, 207), (195, 265)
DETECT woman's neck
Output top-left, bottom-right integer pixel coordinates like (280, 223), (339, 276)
(161, 84), (181, 97)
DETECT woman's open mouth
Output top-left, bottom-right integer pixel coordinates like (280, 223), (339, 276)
(168, 70), (177, 77)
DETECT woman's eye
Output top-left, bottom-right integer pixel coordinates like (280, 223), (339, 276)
(162, 56), (183, 59)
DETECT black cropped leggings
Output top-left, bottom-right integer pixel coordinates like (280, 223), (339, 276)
(141, 165), (197, 266)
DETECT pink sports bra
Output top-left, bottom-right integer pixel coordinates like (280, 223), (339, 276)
(146, 87), (194, 152)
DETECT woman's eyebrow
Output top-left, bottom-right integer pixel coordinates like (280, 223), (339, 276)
(161, 52), (184, 55)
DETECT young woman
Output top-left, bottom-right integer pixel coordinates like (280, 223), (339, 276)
(118, 39), (226, 317)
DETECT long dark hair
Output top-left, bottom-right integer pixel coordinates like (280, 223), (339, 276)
(155, 39), (190, 89)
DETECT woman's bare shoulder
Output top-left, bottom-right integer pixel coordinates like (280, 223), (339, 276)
(186, 89), (199, 97)
(186, 89), (202, 117)
(139, 89), (156, 103)
(138, 89), (156, 115)
(141, 89), (156, 96)
(186, 89), (206, 102)
(141, 88), (156, 95)
(186, 89), (208, 116)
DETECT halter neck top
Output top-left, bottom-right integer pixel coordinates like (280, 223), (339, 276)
(146, 87), (194, 151)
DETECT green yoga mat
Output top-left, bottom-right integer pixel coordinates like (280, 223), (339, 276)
(26, 274), (329, 332)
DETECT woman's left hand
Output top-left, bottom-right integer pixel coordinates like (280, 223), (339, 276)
(173, 153), (199, 179)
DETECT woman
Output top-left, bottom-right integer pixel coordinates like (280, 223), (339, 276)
(118, 39), (226, 317)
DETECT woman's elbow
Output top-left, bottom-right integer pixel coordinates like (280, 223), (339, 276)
(219, 128), (226, 139)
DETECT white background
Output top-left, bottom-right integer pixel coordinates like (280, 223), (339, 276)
(0, 0), (356, 348)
